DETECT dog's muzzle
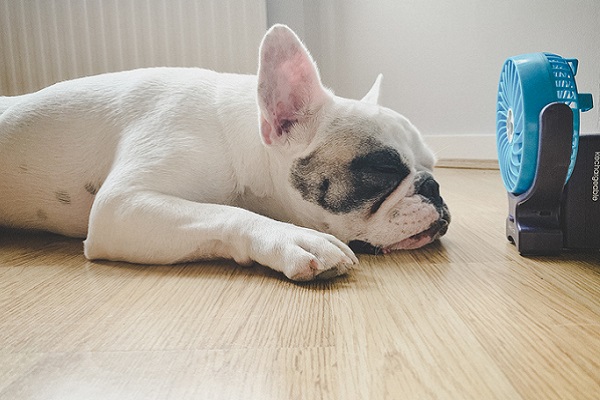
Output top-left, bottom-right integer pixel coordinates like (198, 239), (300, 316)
(349, 172), (450, 254)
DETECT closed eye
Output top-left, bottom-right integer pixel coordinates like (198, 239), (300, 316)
(370, 180), (402, 214)
(369, 164), (403, 175)
(351, 148), (410, 181)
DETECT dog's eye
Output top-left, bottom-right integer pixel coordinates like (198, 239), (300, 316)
(351, 148), (410, 182)
(369, 164), (403, 175)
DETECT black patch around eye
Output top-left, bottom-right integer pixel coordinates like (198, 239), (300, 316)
(348, 148), (410, 209)
(290, 142), (411, 214)
(370, 184), (398, 214)
(350, 149), (410, 179)
(318, 178), (330, 204)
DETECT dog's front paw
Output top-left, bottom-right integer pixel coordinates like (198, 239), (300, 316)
(247, 224), (358, 281)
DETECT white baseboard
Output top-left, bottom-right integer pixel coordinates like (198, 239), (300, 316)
(424, 134), (498, 162)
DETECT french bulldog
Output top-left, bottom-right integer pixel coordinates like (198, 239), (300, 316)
(0, 24), (449, 281)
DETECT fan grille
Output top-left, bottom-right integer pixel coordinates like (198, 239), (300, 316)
(546, 55), (577, 105)
(546, 54), (581, 176)
(496, 59), (527, 193)
(496, 53), (585, 195)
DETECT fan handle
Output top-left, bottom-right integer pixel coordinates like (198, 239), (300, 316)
(506, 102), (573, 254)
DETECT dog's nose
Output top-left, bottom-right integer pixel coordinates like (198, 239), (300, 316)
(416, 174), (440, 201)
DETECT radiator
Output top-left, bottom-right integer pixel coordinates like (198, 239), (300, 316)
(0, 0), (267, 95)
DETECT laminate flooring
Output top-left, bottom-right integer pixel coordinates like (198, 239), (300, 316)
(1, 168), (599, 399)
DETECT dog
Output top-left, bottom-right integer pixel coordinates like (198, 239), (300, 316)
(0, 24), (450, 281)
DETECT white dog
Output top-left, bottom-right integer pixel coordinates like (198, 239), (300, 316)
(0, 25), (449, 281)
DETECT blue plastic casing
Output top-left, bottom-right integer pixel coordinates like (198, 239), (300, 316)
(496, 53), (593, 194)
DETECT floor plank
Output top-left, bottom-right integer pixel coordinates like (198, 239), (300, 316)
(1, 168), (599, 399)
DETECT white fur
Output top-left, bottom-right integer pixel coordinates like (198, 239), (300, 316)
(0, 25), (441, 281)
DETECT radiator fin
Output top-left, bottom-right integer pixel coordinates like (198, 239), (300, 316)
(0, 0), (267, 95)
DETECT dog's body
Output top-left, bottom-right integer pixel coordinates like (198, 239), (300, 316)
(0, 25), (449, 280)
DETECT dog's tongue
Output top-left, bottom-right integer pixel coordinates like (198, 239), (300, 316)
(382, 221), (447, 253)
(382, 232), (432, 253)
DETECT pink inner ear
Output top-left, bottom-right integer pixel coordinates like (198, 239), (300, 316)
(258, 28), (328, 146)
(260, 116), (274, 145)
(281, 51), (313, 88)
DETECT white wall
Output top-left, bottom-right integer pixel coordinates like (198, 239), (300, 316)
(267, 0), (600, 161)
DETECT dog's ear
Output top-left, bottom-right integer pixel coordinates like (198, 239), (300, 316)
(257, 24), (330, 146)
(361, 74), (383, 105)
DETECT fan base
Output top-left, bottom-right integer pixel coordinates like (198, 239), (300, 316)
(506, 103), (600, 254)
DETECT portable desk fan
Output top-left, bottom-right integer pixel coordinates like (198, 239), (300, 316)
(495, 52), (598, 254)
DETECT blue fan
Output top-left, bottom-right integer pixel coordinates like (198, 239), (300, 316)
(496, 53), (593, 194)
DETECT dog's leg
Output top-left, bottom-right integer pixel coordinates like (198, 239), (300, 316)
(84, 190), (357, 281)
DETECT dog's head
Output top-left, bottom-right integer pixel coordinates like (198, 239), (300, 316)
(256, 25), (450, 253)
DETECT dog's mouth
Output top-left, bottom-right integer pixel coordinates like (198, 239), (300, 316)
(381, 218), (449, 253)
(348, 218), (449, 255)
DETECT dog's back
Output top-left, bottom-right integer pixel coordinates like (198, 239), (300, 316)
(0, 67), (262, 237)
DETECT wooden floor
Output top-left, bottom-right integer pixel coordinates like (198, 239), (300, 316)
(1, 168), (599, 399)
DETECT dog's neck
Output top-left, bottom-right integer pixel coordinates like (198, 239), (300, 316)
(213, 74), (295, 219)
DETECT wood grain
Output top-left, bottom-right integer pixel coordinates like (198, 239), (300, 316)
(1, 168), (599, 399)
